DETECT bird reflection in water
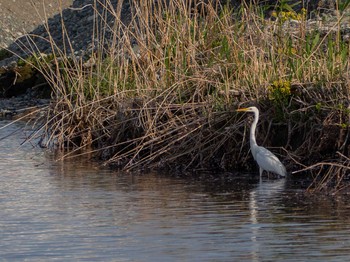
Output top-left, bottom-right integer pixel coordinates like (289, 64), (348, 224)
(249, 178), (286, 261)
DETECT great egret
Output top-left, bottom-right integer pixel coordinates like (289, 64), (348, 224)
(236, 106), (287, 177)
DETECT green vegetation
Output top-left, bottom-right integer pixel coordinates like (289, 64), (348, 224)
(0, 49), (12, 60)
(15, 0), (350, 193)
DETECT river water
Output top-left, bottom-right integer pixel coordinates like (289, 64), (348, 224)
(1, 120), (350, 261)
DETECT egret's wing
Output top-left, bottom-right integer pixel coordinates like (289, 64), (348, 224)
(255, 146), (286, 176)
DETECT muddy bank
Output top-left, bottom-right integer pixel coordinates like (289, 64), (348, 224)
(0, 0), (74, 49)
(0, 0), (72, 117)
(0, 0), (133, 115)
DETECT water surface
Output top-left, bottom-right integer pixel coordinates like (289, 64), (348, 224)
(1, 120), (350, 261)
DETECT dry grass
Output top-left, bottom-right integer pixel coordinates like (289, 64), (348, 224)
(10, 0), (350, 190)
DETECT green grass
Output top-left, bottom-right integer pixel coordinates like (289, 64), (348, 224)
(13, 0), (350, 192)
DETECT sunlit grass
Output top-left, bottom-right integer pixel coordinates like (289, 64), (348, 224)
(12, 0), (350, 189)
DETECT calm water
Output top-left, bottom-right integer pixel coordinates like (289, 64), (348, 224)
(1, 120), (350, 261)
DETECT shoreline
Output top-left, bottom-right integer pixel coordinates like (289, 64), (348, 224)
(0, 1), (350, 193)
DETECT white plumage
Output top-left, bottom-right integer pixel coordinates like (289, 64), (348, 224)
(236, 106), (287, 177)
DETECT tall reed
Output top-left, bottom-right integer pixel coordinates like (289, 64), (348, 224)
(15, 0), (350, 190)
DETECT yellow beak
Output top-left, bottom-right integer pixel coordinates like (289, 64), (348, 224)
(236, 108), (249, 112)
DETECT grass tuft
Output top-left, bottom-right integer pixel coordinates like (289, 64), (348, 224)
(10, 0), (350, 191)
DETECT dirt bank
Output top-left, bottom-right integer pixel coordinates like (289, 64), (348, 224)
(0, 0), (74, 48)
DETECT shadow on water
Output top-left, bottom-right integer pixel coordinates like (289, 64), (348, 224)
(1, 120), (350, 261)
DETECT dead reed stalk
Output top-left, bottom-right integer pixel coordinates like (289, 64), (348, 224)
(9, 0), (350, 189)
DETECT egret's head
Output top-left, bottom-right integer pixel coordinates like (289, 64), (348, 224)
(236, 106), (258, 113)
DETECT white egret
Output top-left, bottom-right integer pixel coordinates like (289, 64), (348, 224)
(236, 106), (287, 177)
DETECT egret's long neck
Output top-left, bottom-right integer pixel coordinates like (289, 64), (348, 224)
(250, 110), (259, 149)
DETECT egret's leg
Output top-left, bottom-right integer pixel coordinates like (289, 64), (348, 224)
(259, 167), (263, 177)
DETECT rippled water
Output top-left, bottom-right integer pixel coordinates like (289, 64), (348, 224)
(1, 120), (350, 261)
